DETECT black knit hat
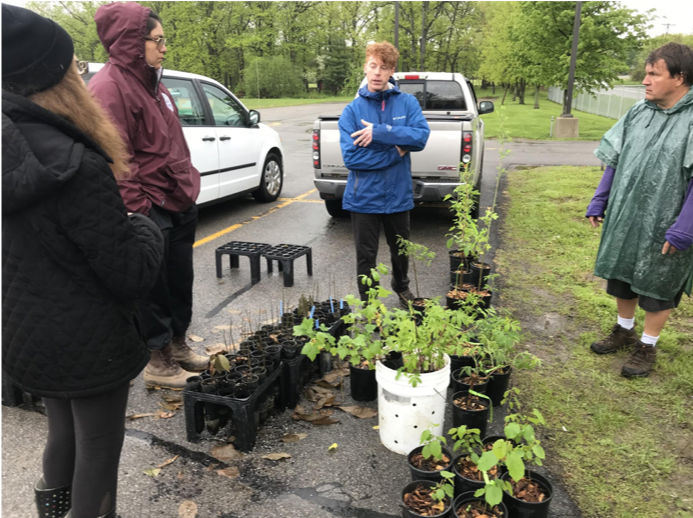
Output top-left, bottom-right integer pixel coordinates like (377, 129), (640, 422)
(2, 3), (75, 95)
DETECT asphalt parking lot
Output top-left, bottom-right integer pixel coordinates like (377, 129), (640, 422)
(2, 102), (601, 517)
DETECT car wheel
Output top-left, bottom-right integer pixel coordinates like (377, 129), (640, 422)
(324, 198), (349, 218)
(252, 153), (283, 202)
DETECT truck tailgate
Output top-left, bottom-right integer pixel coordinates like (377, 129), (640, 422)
(410, 119), (462, 179)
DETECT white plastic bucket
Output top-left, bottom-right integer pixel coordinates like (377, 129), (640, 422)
(375, 354), (450, 455)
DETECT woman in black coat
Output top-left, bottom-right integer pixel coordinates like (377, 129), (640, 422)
(2, 6), (164, 518)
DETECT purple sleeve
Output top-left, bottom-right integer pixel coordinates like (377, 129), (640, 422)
(665, 179), (693, 251)
(585, 166), (616, 218)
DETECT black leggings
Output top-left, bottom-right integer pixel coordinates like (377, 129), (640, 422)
(42, 383), (130, 518)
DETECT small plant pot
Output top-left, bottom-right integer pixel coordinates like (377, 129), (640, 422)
(450, 268), (473, 287)
(251, 366), (267, 383)
(408, 445), (454, 483)
(235, 364), (251, 375)
(449, 250), (467, 272)
(281, 340), (299, 360)
(184, 376), (203, 392)
(452, 491), (509, 518)
(452, 455), (501, 499)
(501, 470), (553, 518)
(216, 380), (235, 397)
(451, 391), (490, 438)
(449, 355), (477, 377)
(233, 388), (251, 400)
(486, 367), (512, 407)
(450, 369), (488, 396)
(319, 351), (333, 376)
(470, 261), (492, 288)
(401, 480), (452, 518)
(240, 373), (260, 391)
(225, 370), (242, 383)
(383, 351), (404, 370)
(350, 363), (377, 402)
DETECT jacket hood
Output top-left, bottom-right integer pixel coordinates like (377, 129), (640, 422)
(644, 87), (693, 115)
(2, 92), (109, 214)
(358, 81), (401, 102)
(94, 2), (158, 94)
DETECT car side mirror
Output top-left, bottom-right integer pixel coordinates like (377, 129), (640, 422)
(478, 101), (494, 115)
(248, 110), (261, 126)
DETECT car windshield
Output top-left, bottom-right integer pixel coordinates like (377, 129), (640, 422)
(398, 80), (466, 111)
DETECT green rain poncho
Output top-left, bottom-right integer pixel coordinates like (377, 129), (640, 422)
(593, 89), (693, 301)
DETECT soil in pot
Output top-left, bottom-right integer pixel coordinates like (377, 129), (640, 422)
(454, 498), (506, 518)
(408, 445), (453, 482)
(402, 481), (451, 518)
(350, 360), (377, 402)
(452, 392), (490, 437)
(451, 369), (488, 396)
(450, 268), (473, 287)
(501, 471), (553, 518)
(508, 476), (550, 503)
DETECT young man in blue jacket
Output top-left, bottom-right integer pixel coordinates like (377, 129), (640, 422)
(339, 41), (430, 304)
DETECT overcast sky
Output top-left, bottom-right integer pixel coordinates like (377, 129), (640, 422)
(4, 0), (692, 38)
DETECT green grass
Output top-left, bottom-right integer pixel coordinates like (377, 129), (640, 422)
(240, 96), (353, 110)
(476, 88), (617, 141)
(496, 165), (693, 517)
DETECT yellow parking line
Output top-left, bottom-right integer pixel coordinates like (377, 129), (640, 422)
(269, 122), (281, 126)
(193, 189), (317, 248)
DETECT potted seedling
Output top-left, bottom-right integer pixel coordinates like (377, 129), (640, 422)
(445, 164), (479, 279)
(408, 427), (455, 483)
(401, 471), (455, 518)
(396, 236), (436, 313)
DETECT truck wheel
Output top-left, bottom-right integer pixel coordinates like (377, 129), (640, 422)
(325, 199), (349, 218)
(252, 152), (283, 202)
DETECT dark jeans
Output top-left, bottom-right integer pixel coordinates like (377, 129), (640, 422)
(606, 278), (685, 312)
(42, 383), (130, 518)
(140, 203), (198, 350)
(351, 211), (410, 299)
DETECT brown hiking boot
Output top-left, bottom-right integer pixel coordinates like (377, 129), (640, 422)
(590, 324), (638, 354)
(622, 342), (656, 378)
(396, 288), (416, 309)
(144, 342), (197, 389)
(170, 335), (210, 372)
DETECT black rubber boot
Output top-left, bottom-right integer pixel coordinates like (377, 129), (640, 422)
(35, 477), (71, 518)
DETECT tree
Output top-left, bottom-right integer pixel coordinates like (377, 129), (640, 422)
(322, 37), (352, 95)
(630, 34), (693, 82)
(242, 56), (304, 98)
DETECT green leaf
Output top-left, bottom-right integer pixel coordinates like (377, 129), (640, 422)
(435, 488), (445, 501)
(504, 422), (521, 440)
(422, 444), (431, 459)
(430, 440), (442, 460)
(486, 484), (503, 506)
(441, 470), (455, 480)
(474, 488), (486, 498)
(505, 451), (525, 482)
(444, 484), (455, 498)
(532, 444), (546, 459)
(492, 439), (507, 460)
(476, 451), (498, 472)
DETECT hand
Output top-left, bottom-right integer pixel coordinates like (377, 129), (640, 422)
(396, 146), (408, 157)
(351, 119), (374, 147)
(588, 216), (603, 228)
(662, 241), (678, 255)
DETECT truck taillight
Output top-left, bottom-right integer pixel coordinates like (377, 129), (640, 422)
(461, 131), (472, 165)
(312, 130), (321, 169)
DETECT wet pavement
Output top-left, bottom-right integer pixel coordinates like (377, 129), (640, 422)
(2, 102), (601, 517)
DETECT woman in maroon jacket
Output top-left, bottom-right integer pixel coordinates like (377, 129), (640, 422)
(89, 2), (210, 389)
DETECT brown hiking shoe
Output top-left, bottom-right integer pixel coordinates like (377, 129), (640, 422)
(170, 335), (210, 372)
(622, 342), (656, 378)
(396, 288), (416, 309)
(590, 324), (638, 354)
(144, 342), (197, 389)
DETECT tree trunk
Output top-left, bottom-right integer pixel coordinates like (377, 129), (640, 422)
(512, 82), (517, 102)
(492, 83), (496, 94)
(501, 84), (509, 105)
(420, 2), (426, 70)
(518, 79), (526, 105)
(533, 84), (540, 109)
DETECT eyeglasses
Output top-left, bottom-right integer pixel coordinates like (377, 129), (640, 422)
(145, 37), (167, 49)
(76, 60), (88, 75)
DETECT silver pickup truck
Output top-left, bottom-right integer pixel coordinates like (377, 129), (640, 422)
(312, 72), (494, 217)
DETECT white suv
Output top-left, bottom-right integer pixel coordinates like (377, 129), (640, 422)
(83, 64), (284, 206)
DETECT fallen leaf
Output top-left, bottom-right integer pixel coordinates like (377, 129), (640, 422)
(315, 393), (336, 410)
(217, 467), (240, 478)
(143, 468), (161, 477)
(338, 406), (377, 419)
(159, 401), (183, 411)
(281, 433), (307, 443)
(126, 413), (156, 420)
(262, 452), (292, 461)
(214, 325), (232, 331)
(177, 471), (185, 481)
(155, 410), (175, 420)
(316, 379), (342, 389)
(205, 463), (219, 471)
(161, 395), (183, 403)
(211, 443), (245, 461)
(206, 343), (231, 355)
(188, 334), (204, 342)
(373, 425), (380, 430)
(321, 367), (350, 383)
(328, 443), (338, 451)
(292, 405), (339, 425)
(156, 455), (179, 469)
(178, 500), (198, 518)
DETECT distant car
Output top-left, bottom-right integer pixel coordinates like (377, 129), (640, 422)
(83, 63), (284, 206)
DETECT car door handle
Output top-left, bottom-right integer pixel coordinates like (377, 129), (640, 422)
(219, 136), (231, 141)
(202, 136), (216, 142)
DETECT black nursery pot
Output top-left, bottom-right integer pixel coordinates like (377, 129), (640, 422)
(486, 367), (512, 407)
(501, 470), (553, 518)
(281, 340), (299, 360)
(452, 492), (509, 518)
(449, 355), (477, 377)
(470, 262), (492, 288)
(452, 455), (486, 499)
(350, 363), (377, 402)
(408, 445), (454, 483)
(449, 268), (473, 287)
(451, 369), (488, 396)
(184, 376), (202, 392)
(265, 344), (281, 363)
(383, 351), (404, 370)
(449, 250), (466, 272)
(451, 391), (490, 438)
(401, 480), (452, 518)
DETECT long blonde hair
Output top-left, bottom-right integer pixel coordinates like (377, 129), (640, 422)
(29, 61), (130, 181)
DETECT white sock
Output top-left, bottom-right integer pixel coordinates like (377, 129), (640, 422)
(617, 316), (635, 330)
(641, 333), (658, 347)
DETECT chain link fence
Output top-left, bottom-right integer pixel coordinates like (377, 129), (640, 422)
(548, 85), (646, 120)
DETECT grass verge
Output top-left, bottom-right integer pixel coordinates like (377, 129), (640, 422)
(496, 165), (693, 518)
(239, 96), (353, 110)
(477, 88), (617, 141)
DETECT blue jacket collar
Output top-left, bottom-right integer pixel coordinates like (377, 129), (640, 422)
(358, 81), (401, 101)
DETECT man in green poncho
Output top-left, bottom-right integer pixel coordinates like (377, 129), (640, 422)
(586, 43), (693, 378)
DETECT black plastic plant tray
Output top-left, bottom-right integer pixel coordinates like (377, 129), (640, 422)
(215, 241), (272, 284)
